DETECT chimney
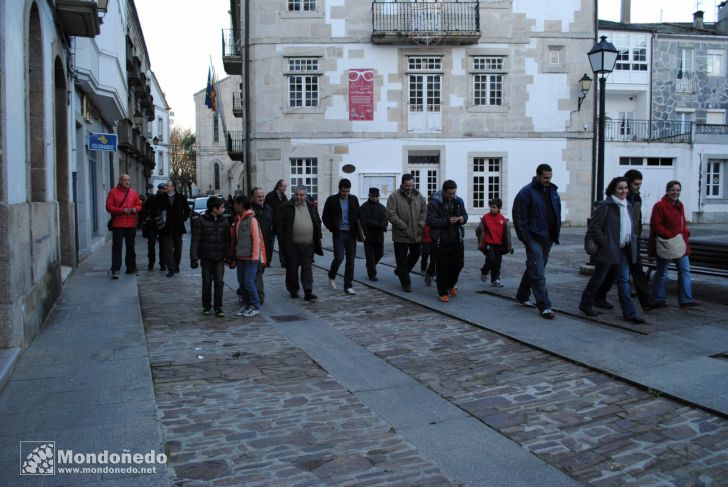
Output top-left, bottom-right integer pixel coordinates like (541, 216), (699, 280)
(621, 0), (631, 24)
(718, 1), (728, 34)
(693, 10), (704, 30)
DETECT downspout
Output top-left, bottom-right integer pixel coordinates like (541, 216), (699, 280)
(590, 0), (599, 206)
(244, 0), (252, 194)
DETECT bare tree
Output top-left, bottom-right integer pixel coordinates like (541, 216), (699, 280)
(169, 127), (196, 196)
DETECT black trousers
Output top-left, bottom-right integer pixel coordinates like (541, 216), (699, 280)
(596, 252), (652, 308)
(201, 259), (225, 309)
(111, 228), (136, 272)
(420, 242), (436, 276)
(160, 233), (183, 272)
(435, 242), (464, 296)
(285, 243), (314, 294)
(393, 242), (421, 287)
(480, 245), (503, 282)
(364, 241), (384, 279)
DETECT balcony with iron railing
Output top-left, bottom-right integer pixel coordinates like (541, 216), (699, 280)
(232, 92), (243, 118)
(605, 120), (692, 144)
(371, 1), (480, 45)
(226, 131), (244, 161)
(676, 71), (695, 93)
(695, 123), (728, 143)
(222, 29), (242, 75)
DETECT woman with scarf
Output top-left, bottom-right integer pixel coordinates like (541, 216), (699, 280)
(579, 177), (644, 324)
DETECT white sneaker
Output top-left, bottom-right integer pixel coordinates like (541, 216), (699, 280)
(491, 279), (504, 288)
(345, 288), (356, 295)
(235, 306), (250, 316)
(329, 278), (337, 290)
(243, 308), (260, 317)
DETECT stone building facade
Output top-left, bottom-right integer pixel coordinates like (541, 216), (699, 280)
(223, 0), (596, 223)
(601, 7), (728, 223)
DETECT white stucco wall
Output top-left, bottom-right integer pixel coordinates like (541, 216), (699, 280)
(512, 0), (582, 32)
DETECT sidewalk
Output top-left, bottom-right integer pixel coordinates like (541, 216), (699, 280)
(0, 241), (168, 486)
(315, 225), (728, 416)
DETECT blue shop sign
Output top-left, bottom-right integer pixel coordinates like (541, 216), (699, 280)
(89, 133), (118, 151)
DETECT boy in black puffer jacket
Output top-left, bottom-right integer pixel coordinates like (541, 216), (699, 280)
(190, 197), (230, 317)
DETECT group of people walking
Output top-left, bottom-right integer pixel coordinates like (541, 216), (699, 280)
(107, 166), (701, 324)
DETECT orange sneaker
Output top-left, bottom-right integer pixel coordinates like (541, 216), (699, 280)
(439, 295), (449, 302)
(448, 287), (458, 297)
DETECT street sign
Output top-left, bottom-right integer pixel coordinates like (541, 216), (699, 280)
(89, 133), (118, 151)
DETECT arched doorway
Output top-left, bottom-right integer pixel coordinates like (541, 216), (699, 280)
(28, 2), (46, 202)
(54, 57), (75, 266)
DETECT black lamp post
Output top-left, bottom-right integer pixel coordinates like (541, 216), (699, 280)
(588, 36), (618, 201)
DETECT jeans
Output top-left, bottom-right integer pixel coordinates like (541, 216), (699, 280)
(328, 231), (356, 289)
(516, 240), (553, 311)
(146, 232), (160, 267)
(435, 242), (464, 296)
(581, 247), (639, 319)
(237, 260), (260, 309)
(201, 259), (225, 309)
(160, 233), (183, 271)
(651, 255), (695, 305)
(480, 245), (503, 282)
(393, 242), (421, 287)
(596, 252), (652, 309)
(364, 241), (384, 279)
(286, 243), (314, 294)
(111, 227), (136, 272)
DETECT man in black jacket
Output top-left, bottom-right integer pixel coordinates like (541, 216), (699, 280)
(277, 185), (323, 301)
(359, 187), (388, 281)
(190, 196), (230, 316)
(251, 186), (273, 304)
(141, 183), (165, 270)
(322, 178), (361, 295)
(264, 179), (288, 267)
(156, 180), (191, 278)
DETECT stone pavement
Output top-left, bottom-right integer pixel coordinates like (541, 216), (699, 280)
(0, 241), (168, 486)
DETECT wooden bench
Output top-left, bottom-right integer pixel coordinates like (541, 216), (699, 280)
(639, 237), (728, 278)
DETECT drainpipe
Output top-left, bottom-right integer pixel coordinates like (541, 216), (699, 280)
(244, 0), (252, 194)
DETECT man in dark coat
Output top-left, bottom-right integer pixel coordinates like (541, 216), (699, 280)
(322, 178), (362, 294)
(512, 163), (561, 319)
(251, 186), (273, 304)
(156, 180), (191, 278)
(141, 183), (166, 271)
(426, 180), (468, 302)
(264, 179), (288, 267)
(359, 187), (388, 281)
(190, 196), (230, 316)
(277, 185), (323, 301)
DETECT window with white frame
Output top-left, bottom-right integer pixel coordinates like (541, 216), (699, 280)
(472, 157), (502, 209)
(706, 160), (724, 198)
(619, 157), (673, 166)
(287, 57), (320, 108)
(676, 109), (694, 133)
(677, 48), (694, 92)
(157, 117), (163, 139)
(707, 50), (724, 77)
(613, 33), (648, 71)
(619, 111), (634, 138)
(472, 56), (505, 106)
(288, 0), (315, 11)
(408, 56), (441, 113)
(549, 49), (560, 65)
(290, 157), (318, 199)
(158, 153), (164, 175)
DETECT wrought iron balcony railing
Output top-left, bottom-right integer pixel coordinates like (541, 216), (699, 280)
(226, 131), (244, 161)
(696, 123), (728, 135)
(371, 1), (480, 45)
(605, 120), (692, 144)
(232, 92), (243, 118)
(676, 71), (694, 93)
(222, 29), (242, 75)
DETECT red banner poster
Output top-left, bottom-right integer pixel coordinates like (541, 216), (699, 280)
(348, 69), (374, 121)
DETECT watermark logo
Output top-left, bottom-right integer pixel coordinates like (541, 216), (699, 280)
(20, 441), (55, 475)
(19, 441), (166, 476)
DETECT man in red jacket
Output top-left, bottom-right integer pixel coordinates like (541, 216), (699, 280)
(105, 174), (142, 279)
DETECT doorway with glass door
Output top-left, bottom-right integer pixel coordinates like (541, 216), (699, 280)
(408, 151), (440, 199)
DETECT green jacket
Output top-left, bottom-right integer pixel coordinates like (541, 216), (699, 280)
(386, 187), (427, 244)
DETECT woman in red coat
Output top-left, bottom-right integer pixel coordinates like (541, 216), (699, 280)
(648, 180), (700, 308)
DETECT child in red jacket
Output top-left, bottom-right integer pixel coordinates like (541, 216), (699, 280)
(476, 198), (511, 287)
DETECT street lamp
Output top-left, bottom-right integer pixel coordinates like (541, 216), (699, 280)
(577, 74), (592, 111)
(152, 136), (159, 145)
(588, 36), (618, 201)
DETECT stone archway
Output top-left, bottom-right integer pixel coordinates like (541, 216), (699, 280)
(54, 56), (75, 266)
(28, 2), (45, 202)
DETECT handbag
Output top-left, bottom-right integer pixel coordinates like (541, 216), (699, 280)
(655, 213), (686, 260)
(583, 204), (607, 256)
(107, 189), (130, 231)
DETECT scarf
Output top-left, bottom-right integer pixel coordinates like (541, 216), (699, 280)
(611, 195), (632, 248)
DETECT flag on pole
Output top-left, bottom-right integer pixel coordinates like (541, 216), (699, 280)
(204, 68), (217, 112)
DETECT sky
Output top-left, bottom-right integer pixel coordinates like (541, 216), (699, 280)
(135, 0), (719, 133)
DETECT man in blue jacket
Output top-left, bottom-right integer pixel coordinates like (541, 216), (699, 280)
(512, 164), (561, 319)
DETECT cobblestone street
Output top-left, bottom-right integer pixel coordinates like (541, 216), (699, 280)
(138, 239), (728, 486)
